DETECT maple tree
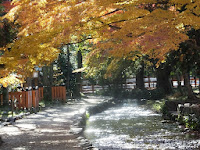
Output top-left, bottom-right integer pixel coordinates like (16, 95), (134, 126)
(0, 0), (19, 86)
(0, 0), (200, 83)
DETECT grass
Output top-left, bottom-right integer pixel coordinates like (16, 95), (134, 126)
(146, 99), (165, 113)
(0, 108), (25, 119)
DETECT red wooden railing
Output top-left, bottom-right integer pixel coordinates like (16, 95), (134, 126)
(0, 86), (66, 109)
(51, 86), (66, 101)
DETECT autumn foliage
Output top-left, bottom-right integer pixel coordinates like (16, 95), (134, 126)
(0, 0), (200, 83)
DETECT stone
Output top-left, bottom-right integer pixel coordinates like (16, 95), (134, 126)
(184, 128), (190, 132)
(190, 104), (200, 116)
(177, 104), (184, 114)
(161, 120), (174, 123)
(69, 127), (83, 134)
(2, 122), (10, 126)
(184, 103), (191, 107)
(183, 104), (191, 115)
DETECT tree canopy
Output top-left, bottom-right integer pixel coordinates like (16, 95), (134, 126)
(1, 0), (200, 80)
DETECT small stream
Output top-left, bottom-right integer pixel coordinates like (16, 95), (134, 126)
(84, 100), (200, 150)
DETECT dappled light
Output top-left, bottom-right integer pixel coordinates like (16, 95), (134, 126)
(1, 0), (200, 149)
(0, 96), (107, 149)
(0, 126), (23, 136)
(84, 102), (200, 149)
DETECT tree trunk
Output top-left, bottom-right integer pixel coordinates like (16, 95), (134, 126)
(66, 44), (70, 92)
(2, 87), (8, 106)
(24, 77), (32, 88)
(136, 62), (145, 89)
(176, 72), (183, 95)
(42, 64), (53, 101)
(183, 71), (197, 100)
(75, 50), (82, 97)
(156, 65), (172, 94)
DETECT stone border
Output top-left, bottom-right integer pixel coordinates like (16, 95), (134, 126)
(76, 98), (124, 150)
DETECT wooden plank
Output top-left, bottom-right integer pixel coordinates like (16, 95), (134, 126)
(32, 90), (36, 108)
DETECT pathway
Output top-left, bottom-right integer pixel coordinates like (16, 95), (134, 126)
(0, 96), (110, 150)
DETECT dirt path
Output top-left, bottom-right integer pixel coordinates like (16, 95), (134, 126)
(0, 96), (110, 150)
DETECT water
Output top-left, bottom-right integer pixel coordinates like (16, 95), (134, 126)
(84, 100), (200, 150)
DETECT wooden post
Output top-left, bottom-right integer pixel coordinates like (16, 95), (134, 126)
(11, 99), (14, 117)
(57, 86), (60, 100)
(60, 86), (62, 100)
(14, 92), (20, 109)
(25, 89), (32, 109)
(55, 86), (57, 100)
(32, 88), (39, 109)
(59, 86), (61, 100)
(92, 84), (94, 93)
(39, 87), (43, 101)
(21, 90), (26, 109)
(51, 87), (54, 100)
(32, 90), (36, 108)
(35, 89), (39, 108)
(25, 90), (29, 109)
(63, 86), (66, 101)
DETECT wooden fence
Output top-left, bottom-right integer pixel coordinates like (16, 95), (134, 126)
(82, 76), (200, 93)
(51, 86), (66, 101)
(171, 77), (199, 87)
(0, 86), (66, 109)
(81, 77), (157, 93)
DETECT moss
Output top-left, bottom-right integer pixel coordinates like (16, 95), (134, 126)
(152, 102), (164, 113)
(85, 111), (90, 119)
(145, 100), (165, 113)
(180, 115), (200, 130)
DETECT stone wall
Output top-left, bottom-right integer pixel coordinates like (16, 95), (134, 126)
(163, 101), (200, 130)
(177, 103), (200, 130)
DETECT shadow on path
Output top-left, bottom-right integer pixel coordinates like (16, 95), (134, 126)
(0, 96), (109, 150)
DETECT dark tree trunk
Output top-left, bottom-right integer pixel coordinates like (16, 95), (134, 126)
(42, 65), (53, 101)
(176, 72), (183, 95)
(136, 62), (145, 89)
(24, 77), (32, 88)
(183, 71), (197, 100)
(2, 87), (8, 106)
(66, 44), (70, 93)
(156, 65), (172, 94)
(75, 50), (82, 97)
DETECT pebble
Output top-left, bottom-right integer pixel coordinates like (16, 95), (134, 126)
(69, 127), (83, 134)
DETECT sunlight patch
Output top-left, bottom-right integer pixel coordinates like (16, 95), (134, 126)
(13, 146), (27, 150)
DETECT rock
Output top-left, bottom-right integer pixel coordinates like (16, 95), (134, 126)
(165, 101), (182, 111)
(161, 120), (174, 123)
(184, 103), (191, 107)
(190, 104), (200, 116)
(177, 104), (184, 114)
(2, 122), (10, 126)
(69, 127), (83, 134)
(184, 128), (190, 132)
(77, 136), (84, 140)
(91, 148), (99, 150)
(182, 103), (191, 115)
